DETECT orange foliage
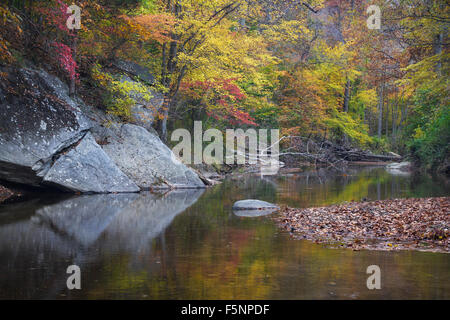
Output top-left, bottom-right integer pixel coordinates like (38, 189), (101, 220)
(121, 14), (175, 45)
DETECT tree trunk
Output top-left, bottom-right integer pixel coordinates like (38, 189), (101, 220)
(434, 32), (443, 75)
(157, 0), (181, 141)
(69, 33), (77, 97)
(385, 100), (389, 138)
(377, 83), (384, 139)
(343, 79), (350, 112)
(392, 100), (396, 140)
(159, 95), (171, 143)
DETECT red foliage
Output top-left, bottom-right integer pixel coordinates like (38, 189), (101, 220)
(33, 1), (78, 81)
(35, 0), (74, 35)
(181, 78), (255, 126)
(52, 42), (78, 80)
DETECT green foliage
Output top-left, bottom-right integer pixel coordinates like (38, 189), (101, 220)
(370, 136), (390, 154)
(0, 4), (22, 64)
(3, 0), (449, 172)
(91, 64), (154, 120)
(405, 88), (450, 171)
(324, 111), (373, 147)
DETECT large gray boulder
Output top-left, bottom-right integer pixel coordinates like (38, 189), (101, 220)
(0, 67), (139, 193)
(43, 132), (139, 193)
(130, 102), (163, 132)
(92, 123), (206, 189)
(0, 67), (91, 186)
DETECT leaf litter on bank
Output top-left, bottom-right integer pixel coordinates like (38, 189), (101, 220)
(274, 197), (449, 253)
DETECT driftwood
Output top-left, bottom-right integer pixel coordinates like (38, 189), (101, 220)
(333, 149), (402, 162)
(221, 136), (402, 174)
(278, 137), (402, 166)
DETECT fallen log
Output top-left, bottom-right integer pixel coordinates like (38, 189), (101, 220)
(334, 151), (402, 162)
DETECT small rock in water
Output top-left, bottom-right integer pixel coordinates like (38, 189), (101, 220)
(232, 199), (279, 217)
(232, 199), (279, 210)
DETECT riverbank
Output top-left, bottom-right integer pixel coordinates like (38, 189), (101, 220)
(274, 197), (449, 253)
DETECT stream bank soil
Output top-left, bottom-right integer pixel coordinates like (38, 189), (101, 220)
(275, 197), (449, 253)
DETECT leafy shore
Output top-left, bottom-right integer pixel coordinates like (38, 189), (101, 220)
(0, 184), (18, 203)
(275, 197), (450, 253)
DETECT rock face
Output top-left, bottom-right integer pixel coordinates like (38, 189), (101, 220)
(43, 133), (139, 193)
(131, 102), (162, 131)
(0, 67), (139, 193)
(93, 123), (206, 189)
(0, 67), (90, 186)
(117, 75), (164, 131)
(113, 59), (155, 85)
(232, 199), (279, 210)
(0, 66), (205, 193)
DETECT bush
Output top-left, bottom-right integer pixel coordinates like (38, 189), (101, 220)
(405, 88), (450, 172)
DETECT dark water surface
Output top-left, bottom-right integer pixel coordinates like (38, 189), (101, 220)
(0, 167), (449, 299)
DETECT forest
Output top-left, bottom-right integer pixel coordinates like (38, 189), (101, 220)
(1, 0), (449, 173)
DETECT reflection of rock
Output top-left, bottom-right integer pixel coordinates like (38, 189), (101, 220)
(386, 169), (411, 176)
(259, 159), (285, 176)
(387, 161), (411, 170)
(104, 189), (204, 251)
(386, 162), (412, 176)
(0, 190), (204, 255)
(35, 194), (139, 246)
(0, 189), (204, 298)
(233, 208), (278, 217)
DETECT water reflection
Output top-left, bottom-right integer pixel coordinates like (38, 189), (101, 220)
(0, 167), (448, 299)
(35, 194), (139, 247)
(233, 208), (278, 217)
(0, 190), (204, 299)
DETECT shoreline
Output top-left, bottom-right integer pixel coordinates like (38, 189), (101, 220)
(274, 197), (449, 253)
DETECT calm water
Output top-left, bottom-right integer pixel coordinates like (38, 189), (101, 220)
(0, 166), (449, 299)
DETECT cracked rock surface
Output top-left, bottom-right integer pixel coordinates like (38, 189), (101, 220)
(0, 67), (138, 193)
(0, 66), (205, 193)
(92, 123), (205, 189)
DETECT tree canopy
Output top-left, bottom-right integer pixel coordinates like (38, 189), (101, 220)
(1, 0), (448, 172)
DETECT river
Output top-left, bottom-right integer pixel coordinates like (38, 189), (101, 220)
(0, 166), (448, 299)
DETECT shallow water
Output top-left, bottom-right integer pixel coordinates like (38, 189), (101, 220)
(0, 166), (449, 299)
